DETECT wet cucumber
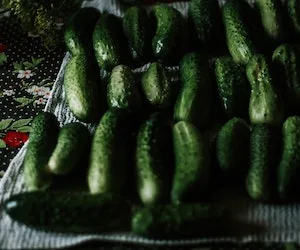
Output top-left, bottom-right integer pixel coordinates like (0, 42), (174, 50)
(5, 192), (131, 233)
(286, 0), (300, 40)
(24, 112), (59, 191)
(277, 116), (300, 200)
(48, 122), (90, 175)
(136, 112), (173, 205)
(171, 121), (210, 204)
(88, 109), (133, 194)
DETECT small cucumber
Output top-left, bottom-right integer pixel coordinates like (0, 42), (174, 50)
(286, 0), (300, 40)
(277, 116), (300, 200)
(131, 203), (227, 238)
(5, 192), (131, 233)
(107, 65), (142, 110)
(24, 112), (59, 190)
(171, 121), (210, 204)
(136, 112), (173, 205)
(88, 109), (133, 194)
(174, 52), (212, 128)
(47, 122), (90, 175)
(246, 54), (284, 126)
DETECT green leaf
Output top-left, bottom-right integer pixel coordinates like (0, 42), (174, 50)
(0, 119), (13, 130)
(14, 97), (35, 108)
(0, 139), (6, 148)
(10, 118), (32, 129)
(23, 61), (34, 69)
(13, 62), (23, 71)
(0, 53), (7, 66)
(16, 126), (31, 132)
(31, 57), (44, 67)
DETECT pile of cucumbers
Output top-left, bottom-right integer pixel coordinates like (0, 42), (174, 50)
(5, 0), (300, 238)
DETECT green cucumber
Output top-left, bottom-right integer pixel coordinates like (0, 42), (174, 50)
(171, 121), (210, 204)
(136, 112), (173, 205)
(174, 52), (212, 127)
(24, 112), (59, 190)
(88, 109), (133, 194)
(246, 54), (284, 126)
(5, 192), (131, 233)
(47, 122), (90, 175)
(286, 0), (300, 40)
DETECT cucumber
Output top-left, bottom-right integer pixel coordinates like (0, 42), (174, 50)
(64, 54), (101, 123)
(47, 122), (90, 175)
(174, 52), (212, 127)
(214, 56), (250, 118)
(122, 6), (150, 63)
(246, 124), (281, 202)
(24, 112), (59, 190)
(64, 7), (100, 56)
(141, 62), (173, 109)
(131, 203), (227, 238)
(5, 192), (131, 233)
(151, 4), (183, 63)
(136, 112), (173, 205)
(246, 54), (284, 126)
(88, 109), (133, 194)
(171, 121), (210, 204)
(286, 0), (300, 40)
(272, 44), (300, 115)
(107, 65), (142, 111)
(277, 116), (300, 200)
(222, 0), (257, 64)
(216, 118), (250, 177)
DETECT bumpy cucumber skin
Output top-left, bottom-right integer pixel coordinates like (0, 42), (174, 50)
(122, 6), (149, 62)
(64, 54), (101, 123)
(88, 109), (132, 194)
(64, 7), (100, 56)
(222, 0), (257, 65)
(246, 54), (284, 126)
(151, 4), (183, 62)
(246, 124), (281, 202)
(277, 116), (300, 200)
(216, 118), (250, 175)
(136, 112), (173, 205)
(107, 65), (142, 110)
(48, 122), (90, 175)
(171, 121), (210, 204)
(141, 62), (173, 109)
(287, 0), (300, 39)
(272, 44), (300, 114)
(131, 203), (226, 238)
(5, 192), (131, 233)
(24, 112), (59, 191)
(174, 52), (212, 127)
(215, 56), (250, 118)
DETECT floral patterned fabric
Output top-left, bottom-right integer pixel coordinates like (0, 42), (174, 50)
(0, 13), (64, 176)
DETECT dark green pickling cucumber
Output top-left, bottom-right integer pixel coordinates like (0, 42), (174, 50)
(277, 116), (300, 200)
(5, 192), (131, 233)
(24, 112), (59, 191)
(171, 121), (210, 204)
(136, 112), (173, 205)
(286, 0), (300, 40)
(64, 54), (101, 122)
(216, 118), (250, 178)
(272, 44), (300, 115)
(174, 52), (212, 127)
(88, 109), (133, 194)
(222, 0), (257, 64)
(188, 0), (223, 52)
(107, 65), (142, 111)
(255, 0), (285, 46)
(47, 122), (90, 175)
(246, 54), (284, 126)
(122, 6), (150, 63)
(150, 4), (184, 63)
(131, 203), (227, 238)
(64, 7), (100, 55)
(246, 124), (281, 202)
(93, 13), (129, 71)
(141, 62), (174, 110)
(214, 56), (250, 118)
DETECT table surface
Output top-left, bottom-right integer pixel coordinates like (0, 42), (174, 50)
(0, 11), (297, 250)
